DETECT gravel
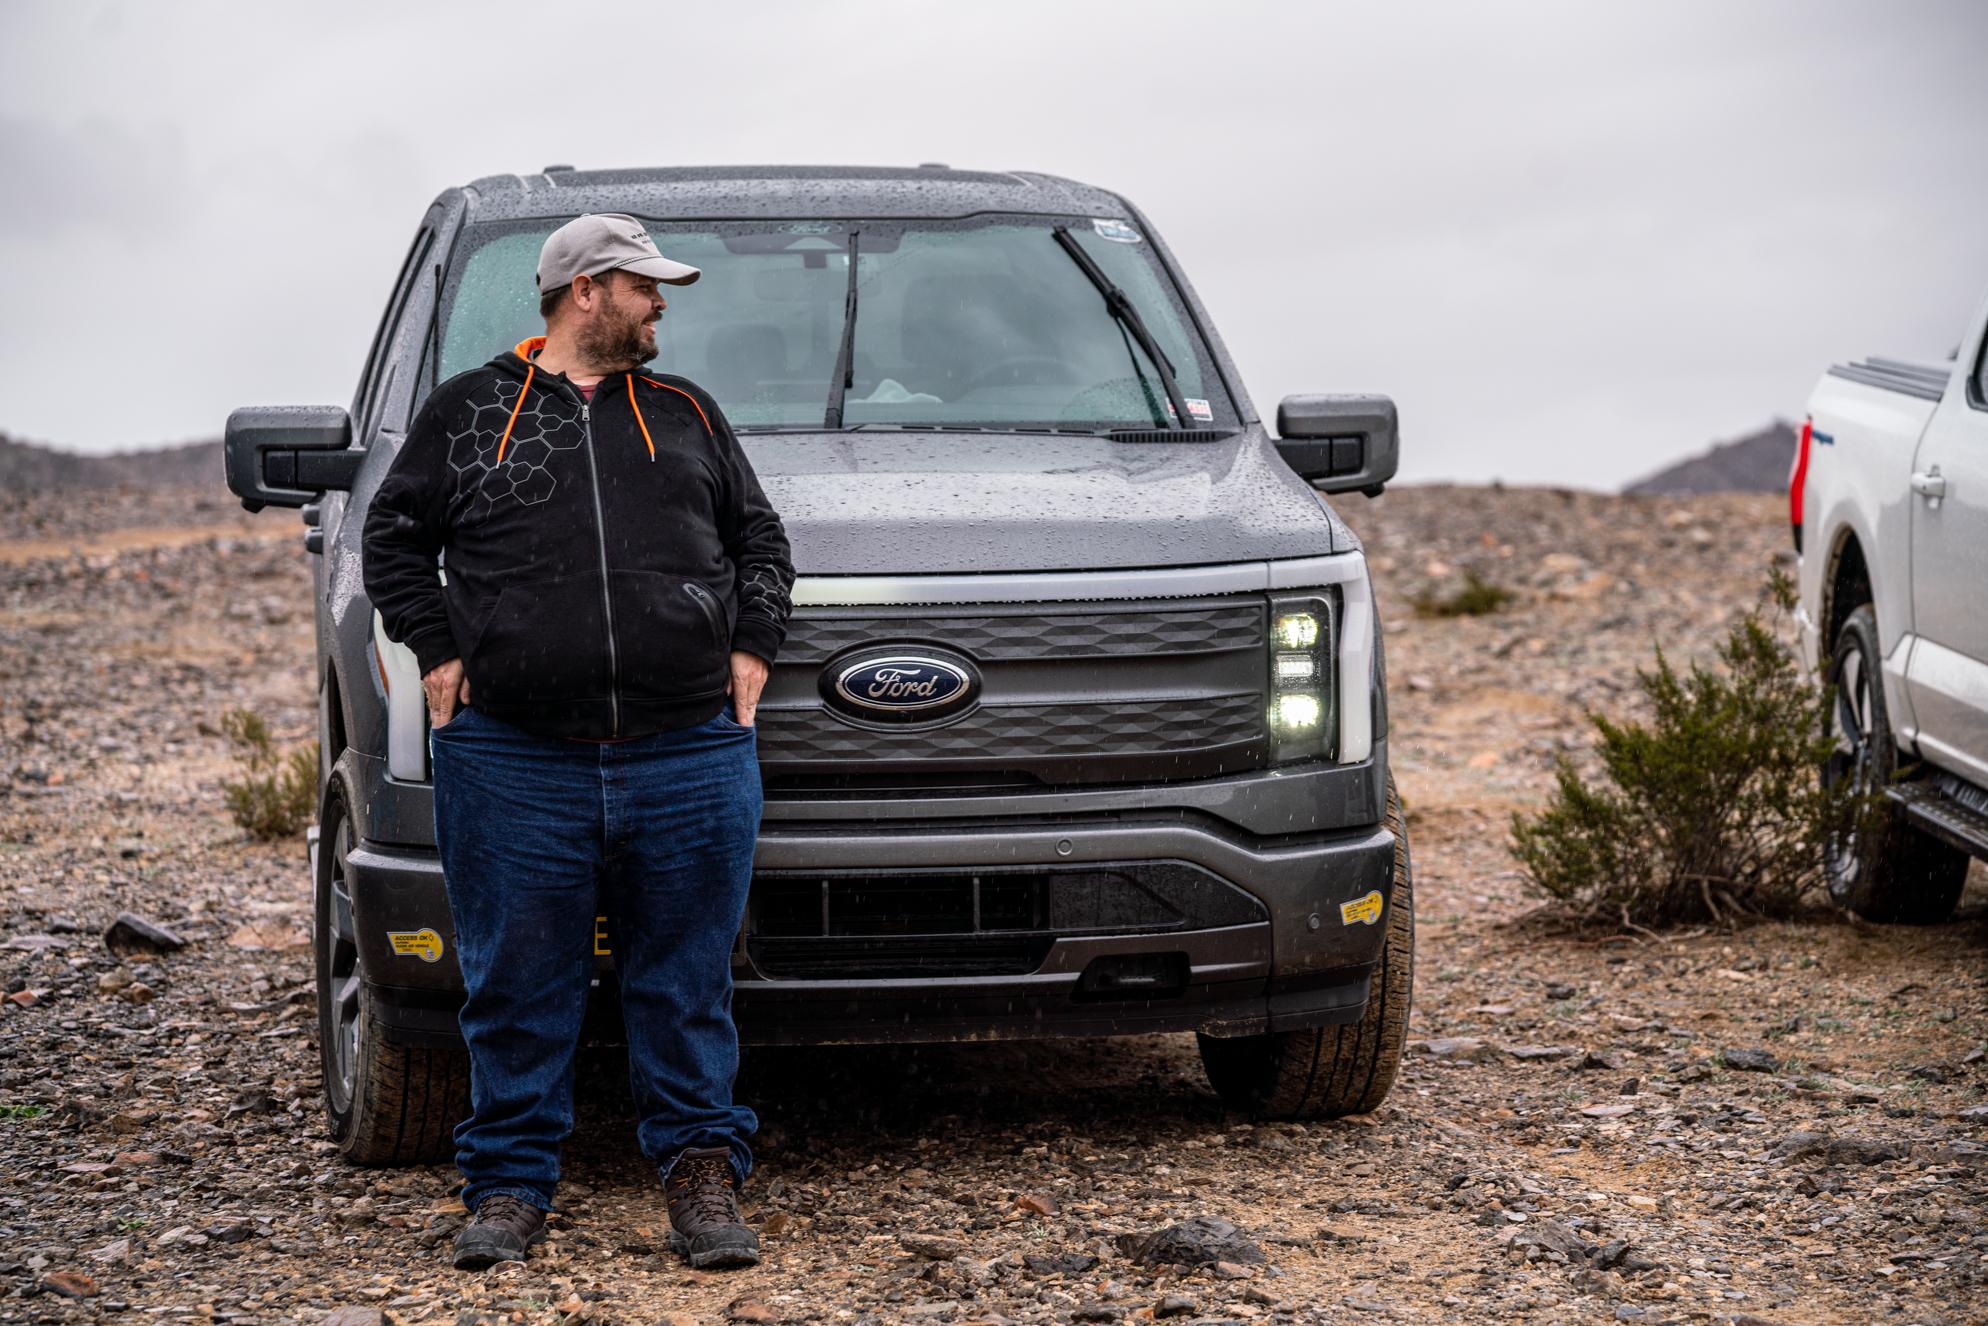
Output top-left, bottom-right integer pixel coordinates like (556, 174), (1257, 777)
(1, 482), (1984, 1325)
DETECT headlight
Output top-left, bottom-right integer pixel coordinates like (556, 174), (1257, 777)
(1268, 592), (1334, 762)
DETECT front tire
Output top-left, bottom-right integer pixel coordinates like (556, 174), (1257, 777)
(316, 778), (470, 1164)
(1197, 774), (1414, 1119)
(1821, 604), (1967, 925)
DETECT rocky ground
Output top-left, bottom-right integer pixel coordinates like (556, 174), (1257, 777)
(1, 482), (1983, 1326)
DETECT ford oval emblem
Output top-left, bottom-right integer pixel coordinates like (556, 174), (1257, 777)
(822, 649), (980, 725)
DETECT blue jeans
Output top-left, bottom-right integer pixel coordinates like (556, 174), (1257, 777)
(429, 699), (761, 1213)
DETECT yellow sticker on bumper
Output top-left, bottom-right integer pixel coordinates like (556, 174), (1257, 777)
(1339, 891), (1384, 927)
(386, 928), (445, 963)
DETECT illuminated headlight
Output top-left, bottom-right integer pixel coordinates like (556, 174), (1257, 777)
(1273, 693), (1322, 729)
(1267, 593), (1334, 762)
(1274, 613), (1319, 650)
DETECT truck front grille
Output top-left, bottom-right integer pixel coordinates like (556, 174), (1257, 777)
(756, 693), (1262, 768)
(777, 602), (1260, 662)
(759, 596), (1269, 785)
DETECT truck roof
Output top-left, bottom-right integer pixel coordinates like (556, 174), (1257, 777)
(456, 164), (1136, 224)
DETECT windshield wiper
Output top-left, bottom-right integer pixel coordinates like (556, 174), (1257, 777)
(823, 232), (860, 429)
(1051, 226), (1192, 431)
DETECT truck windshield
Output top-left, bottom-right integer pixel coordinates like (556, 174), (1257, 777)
(434, 217), (1235, 432)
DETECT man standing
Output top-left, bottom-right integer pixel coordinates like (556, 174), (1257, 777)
(361, 214), (793, 1271)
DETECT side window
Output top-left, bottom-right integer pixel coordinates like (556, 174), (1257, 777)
(380, 260), (442, 435)
(353, 228), (435, 441)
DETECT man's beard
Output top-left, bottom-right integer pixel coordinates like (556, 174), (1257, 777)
(577, 306), (656, 370)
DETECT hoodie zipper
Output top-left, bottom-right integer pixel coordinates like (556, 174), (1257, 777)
(578, 400), (623, 736)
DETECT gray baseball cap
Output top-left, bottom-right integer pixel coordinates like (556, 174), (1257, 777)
(536, 212), (700, 294)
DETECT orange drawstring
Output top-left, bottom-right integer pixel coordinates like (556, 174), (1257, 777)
(626, 375), (655, 461)
(496, 363), (686, 465)
(495, 365), (535, 463)
(640, 376), (713, 436)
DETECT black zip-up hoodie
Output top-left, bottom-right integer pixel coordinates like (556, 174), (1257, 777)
(361, 336), (795, 740)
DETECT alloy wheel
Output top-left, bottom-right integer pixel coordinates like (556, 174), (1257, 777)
(322, 805), (364, 1113)
(1822, 638), (1875, 893)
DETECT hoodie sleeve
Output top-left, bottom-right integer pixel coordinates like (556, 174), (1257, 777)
(360, 389), (461, 676)
(704, 390), (795, 666)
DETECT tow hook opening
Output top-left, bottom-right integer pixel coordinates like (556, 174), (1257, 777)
(1074, 952), (1190, 1001)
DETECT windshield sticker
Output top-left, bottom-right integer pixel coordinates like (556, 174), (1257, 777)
(1166, 398), (1216, 423)
(1091, 217), (1143, 244)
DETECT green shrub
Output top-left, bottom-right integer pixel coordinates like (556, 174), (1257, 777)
(1412, 570), (1515, 618)
(1511, 571), (1856, 927)
(219, 709), (319, 841)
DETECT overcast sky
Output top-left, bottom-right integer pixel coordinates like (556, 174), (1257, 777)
(2, 0), (1983, 489)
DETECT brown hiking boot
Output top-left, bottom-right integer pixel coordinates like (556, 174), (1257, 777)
(664, 1146), (760, 1269)
(452, 1193), (548, 1269)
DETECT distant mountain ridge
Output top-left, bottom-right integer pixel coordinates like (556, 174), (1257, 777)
(3, 423), (1802, 498)
(1624, 421), (1796, 496)
(0, 434), (223, 490)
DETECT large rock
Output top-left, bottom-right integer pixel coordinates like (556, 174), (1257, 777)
(103, 912), (186, 955)
(1116, 1215), (1266, 1268)
(1413, 1037), (1501, 1063)
(1718, 1047), (1780, 1074)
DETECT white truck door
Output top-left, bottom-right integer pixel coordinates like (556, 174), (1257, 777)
(1905, 327), (1988, 783)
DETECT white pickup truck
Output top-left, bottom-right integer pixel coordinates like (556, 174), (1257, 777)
(1793, 287), (1988, 923)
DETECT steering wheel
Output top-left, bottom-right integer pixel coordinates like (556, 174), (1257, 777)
(958, 355), (1082, 395)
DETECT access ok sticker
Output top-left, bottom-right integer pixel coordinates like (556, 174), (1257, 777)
(1339, 891), (1384, 927)
(1091, 217), (1143, 243)
(386, 928), (445, 963)
(1164, 397), (1215, 422)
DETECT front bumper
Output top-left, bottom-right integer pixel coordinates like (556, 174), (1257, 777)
(345, 815), (1399, 1049)
(349, 753), (1398, 1048)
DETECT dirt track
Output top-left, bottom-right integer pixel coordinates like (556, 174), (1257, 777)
(2, 484), (1984, 1326)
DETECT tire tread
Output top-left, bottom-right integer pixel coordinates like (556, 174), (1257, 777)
(1197, 775), (1415, 1119)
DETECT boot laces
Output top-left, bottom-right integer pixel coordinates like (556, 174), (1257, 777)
(472, 1193), (541, 1237)
(671, 1155), (740, 1227)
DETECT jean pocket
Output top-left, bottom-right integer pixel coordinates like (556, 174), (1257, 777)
(433, 703), (477, 734)
(612, 570), (730, 701)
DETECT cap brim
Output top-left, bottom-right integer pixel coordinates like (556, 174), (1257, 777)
(616, 255), (701, 286)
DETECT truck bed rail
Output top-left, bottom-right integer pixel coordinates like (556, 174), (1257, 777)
(1826, 357), (1951, 402)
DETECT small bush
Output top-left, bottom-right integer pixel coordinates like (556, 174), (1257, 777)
(1511, 570), (1856, 927)
(219, 709), (319, 841)
(1412, 571), (1515, 618)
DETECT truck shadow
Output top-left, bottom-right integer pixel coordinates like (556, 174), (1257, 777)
(561, 1033), (1235, 1186)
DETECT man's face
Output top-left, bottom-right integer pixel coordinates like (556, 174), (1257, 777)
(575, 270), (667, 369)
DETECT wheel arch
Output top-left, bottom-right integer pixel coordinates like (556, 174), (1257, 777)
(320, 658), (350, 805)
(1823, 528), (1874, 656)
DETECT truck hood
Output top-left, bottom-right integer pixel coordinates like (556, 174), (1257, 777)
(748, 428), (1349, 575)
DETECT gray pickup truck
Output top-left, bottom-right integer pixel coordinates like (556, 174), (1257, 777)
(1794, 284), (1988, 923)
(224, 165), (1410, 1164)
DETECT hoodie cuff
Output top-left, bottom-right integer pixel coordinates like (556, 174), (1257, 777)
(730, 617), (783, 669)
(406, 624), (462, 678)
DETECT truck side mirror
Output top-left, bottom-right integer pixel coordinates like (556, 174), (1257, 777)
(1273, 394), (1400, 497)
(224, 405), (360, 512)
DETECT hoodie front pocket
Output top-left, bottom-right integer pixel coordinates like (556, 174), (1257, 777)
(463, 574), (611, 706)
(610, 570), (731, 701)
